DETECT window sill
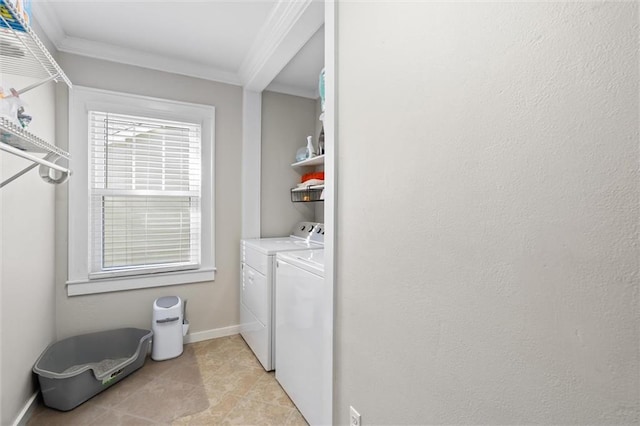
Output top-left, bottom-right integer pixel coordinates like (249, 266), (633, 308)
(66, 267), (216, 296)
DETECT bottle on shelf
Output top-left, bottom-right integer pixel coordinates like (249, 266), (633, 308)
(317, 126), (325, 155)
(306, 135), (315, 159)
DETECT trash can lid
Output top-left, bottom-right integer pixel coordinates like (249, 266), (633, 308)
(155, 296), (180, 308)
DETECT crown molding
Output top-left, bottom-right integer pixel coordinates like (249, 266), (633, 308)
(32, 1), (241, 86)
(239, 0), (324, 92)
(56, 36), (242, 85)
(31, 0), (322, 91)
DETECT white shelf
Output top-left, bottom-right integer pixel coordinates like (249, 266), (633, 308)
(291, 184), (325, 192)
(0, 3), (72, 89)
(291, 154), (325, 168)
(0, 117), (69, 157)
(0, 1), (72, 187)
(290, 154), (325, 202)
(0, 118), (71, 187)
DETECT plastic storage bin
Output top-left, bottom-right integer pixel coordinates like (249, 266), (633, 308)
(33, 328), (152, 411)
(151, 296), (189, 361)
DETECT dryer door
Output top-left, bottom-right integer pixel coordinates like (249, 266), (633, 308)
(240, 262), (272, 371)
(241, 263), (269, 327)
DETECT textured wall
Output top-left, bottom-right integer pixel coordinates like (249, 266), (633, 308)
(55, 53), (243, 339)
(1, 76), (57, 424)
(261, 91), (317, 237)
(334, 2), (639, 424)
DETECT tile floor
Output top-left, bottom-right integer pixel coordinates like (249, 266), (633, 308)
(28, 335), (308, 425)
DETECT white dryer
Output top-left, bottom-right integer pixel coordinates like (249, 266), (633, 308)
(275, 249), (330, 426)
(240, 222), (324, 371)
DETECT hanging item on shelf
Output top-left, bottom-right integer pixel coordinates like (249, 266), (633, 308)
(0, 84), (32, 128)
(0, 86), (21, 126)
(16, 105), (30, 127)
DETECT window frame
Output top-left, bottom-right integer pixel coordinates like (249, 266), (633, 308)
(67, 86), (215, 296)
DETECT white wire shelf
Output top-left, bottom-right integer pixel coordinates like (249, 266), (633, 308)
(0, 118), (71, 187)
(290, 184), (324, 202)
(0, 2), (72, 90)
(0, 1), (72, 187)
(0, 117), (69, 157)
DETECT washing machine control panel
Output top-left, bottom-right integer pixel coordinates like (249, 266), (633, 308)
(291, 221), (324, 243)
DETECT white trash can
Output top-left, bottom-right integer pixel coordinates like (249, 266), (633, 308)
(151, 296), (189, 361)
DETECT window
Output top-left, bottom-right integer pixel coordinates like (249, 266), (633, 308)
(89, 111), (202, 278)
(68, 87), (215, 296)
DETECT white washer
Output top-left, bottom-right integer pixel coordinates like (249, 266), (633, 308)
(240, 222), (324, 371)
(275, 249), (330, 426)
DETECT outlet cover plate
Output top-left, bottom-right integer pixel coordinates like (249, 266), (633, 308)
(350, 406), (361, 426)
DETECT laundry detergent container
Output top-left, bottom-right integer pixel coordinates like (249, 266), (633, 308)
(151, 296), (188, 361)
(33, 328), (153, 411)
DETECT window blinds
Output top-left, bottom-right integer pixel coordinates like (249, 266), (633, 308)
(89, 111), (202, 278)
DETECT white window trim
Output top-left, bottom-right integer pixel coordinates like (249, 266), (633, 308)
(67, 86), (215, 296)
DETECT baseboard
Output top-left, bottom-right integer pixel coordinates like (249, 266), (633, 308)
(183, 324), (241, 344)
(12, 392), (38, 426)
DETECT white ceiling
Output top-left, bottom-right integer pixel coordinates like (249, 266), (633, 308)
(33, 0), (325, 98)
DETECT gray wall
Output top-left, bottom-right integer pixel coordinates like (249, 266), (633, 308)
(334, 2), (639, 425)
(1, 76), (57, 424)
(55, 53), (243, 339)
(260, 91), (317, 237)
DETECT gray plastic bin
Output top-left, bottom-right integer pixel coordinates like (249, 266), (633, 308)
(33, 328), (153, 411)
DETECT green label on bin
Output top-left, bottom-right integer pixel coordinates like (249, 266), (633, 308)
(102, 368), (123, 385)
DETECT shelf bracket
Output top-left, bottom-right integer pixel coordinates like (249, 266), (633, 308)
(0, 144), (71, 188)
(16, 73), (61, 96)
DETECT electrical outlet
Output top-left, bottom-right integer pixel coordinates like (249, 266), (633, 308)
(350, 406), (361, 426)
